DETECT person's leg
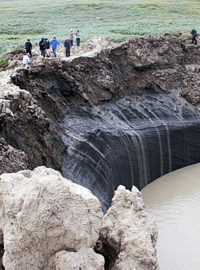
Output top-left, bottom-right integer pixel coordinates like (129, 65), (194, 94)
(28, 50), (32, 57)
(41, 49), (45, 57)
(53, 48), (57, 57)
(52, 48), (54, 56)
(195, 37), (197, 45)
(66, 48), (70, 57)
(76, 38), (80, 47)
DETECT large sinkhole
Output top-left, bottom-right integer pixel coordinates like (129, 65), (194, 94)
(61, 91), (200, 211)
(10, 52), (200, 212)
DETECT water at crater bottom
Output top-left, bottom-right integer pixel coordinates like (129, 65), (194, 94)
(142, 163), (200, 270)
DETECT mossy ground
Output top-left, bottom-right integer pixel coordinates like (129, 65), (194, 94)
(0, 57), (8, 69)
(0, 0), (200, 55)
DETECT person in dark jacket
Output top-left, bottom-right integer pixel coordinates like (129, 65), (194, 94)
(25, 39), (32, 57)
(64, 37), (71, 57)
(45, 38), (50, 57)
(191, 29), (198, 45)
(39, 38), (46, 57)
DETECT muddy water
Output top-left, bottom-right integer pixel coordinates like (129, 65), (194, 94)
(142, 163), (200, 270)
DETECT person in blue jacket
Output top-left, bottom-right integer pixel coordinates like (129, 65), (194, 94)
(64, 37), (71, 57)
(50, 37), (60, 57)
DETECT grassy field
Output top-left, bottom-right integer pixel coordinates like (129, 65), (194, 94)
(0, 0), (200, 55)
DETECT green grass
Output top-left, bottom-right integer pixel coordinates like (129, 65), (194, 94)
(0, 0), (200, 55)
(0, 56), (8, 69)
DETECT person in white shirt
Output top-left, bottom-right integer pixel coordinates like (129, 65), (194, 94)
(22, 53), (32, 68)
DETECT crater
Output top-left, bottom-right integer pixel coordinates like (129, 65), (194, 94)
(2, 36), (200, 211)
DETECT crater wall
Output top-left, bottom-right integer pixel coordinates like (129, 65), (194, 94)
(1, 36), (200, 209)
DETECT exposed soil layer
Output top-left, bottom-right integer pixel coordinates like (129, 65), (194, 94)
(1, 36), (200, 174)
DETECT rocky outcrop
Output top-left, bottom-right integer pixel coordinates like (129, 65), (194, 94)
(11, 36), (200, 108)
(0, 167), (158, 270)
(55, 248), (104, 270)
(0, 167), (103, 269)
(0, 137), (28, 174)
(0, 71), (66, 172)
(99, 186), (158, 270)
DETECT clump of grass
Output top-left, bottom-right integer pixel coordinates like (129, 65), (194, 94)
(0, 57), (9, 69)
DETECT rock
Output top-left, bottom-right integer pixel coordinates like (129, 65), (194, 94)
(0, 70), (66, 172)
(0, 166), (103, 269)
(100, 185), (158, 270)
(55, 248), (104, 270)
(0, 137), (29, 174)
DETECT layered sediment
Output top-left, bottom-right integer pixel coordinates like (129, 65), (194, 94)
(1, 36), (200, 208)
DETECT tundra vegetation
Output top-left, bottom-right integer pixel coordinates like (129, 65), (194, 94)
(0, 0), (200, 58)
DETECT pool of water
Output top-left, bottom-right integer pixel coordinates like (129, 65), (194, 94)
(142, 163), (200, 270)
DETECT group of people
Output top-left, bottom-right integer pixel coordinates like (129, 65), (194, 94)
(38, 29), (81, 58)
(23, 30), (81, 68)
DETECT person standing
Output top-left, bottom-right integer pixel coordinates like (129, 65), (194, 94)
(64, 37), (71, 57)
(50, 37), (60, 57)
(22, 52), (32, 68)
(45, 38), (51, 57)
(25, 39), (32, 57)
(39, 38), (46, 57)
(76, 30), (81, 47)
(191, 29), (198, 45)
(69, 30), (74, 47)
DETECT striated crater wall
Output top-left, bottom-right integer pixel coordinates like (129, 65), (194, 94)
(1, 36), (200, 209)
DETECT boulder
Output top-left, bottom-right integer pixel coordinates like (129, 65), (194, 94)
(100, 185), (158, 270)
(0, 166), (103, 269)
(55, 248), (104, 270)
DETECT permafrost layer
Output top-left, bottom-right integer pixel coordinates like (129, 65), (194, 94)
(61, 92), (200, 210)
(1, 36), (200, 209)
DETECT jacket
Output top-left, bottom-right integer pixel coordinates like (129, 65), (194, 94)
(50, 39), (60, 49)
(64, 39), (71, 49)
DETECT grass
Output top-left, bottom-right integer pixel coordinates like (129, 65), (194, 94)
(0, 0), (200, 55)
(0, 56), (8, 69)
